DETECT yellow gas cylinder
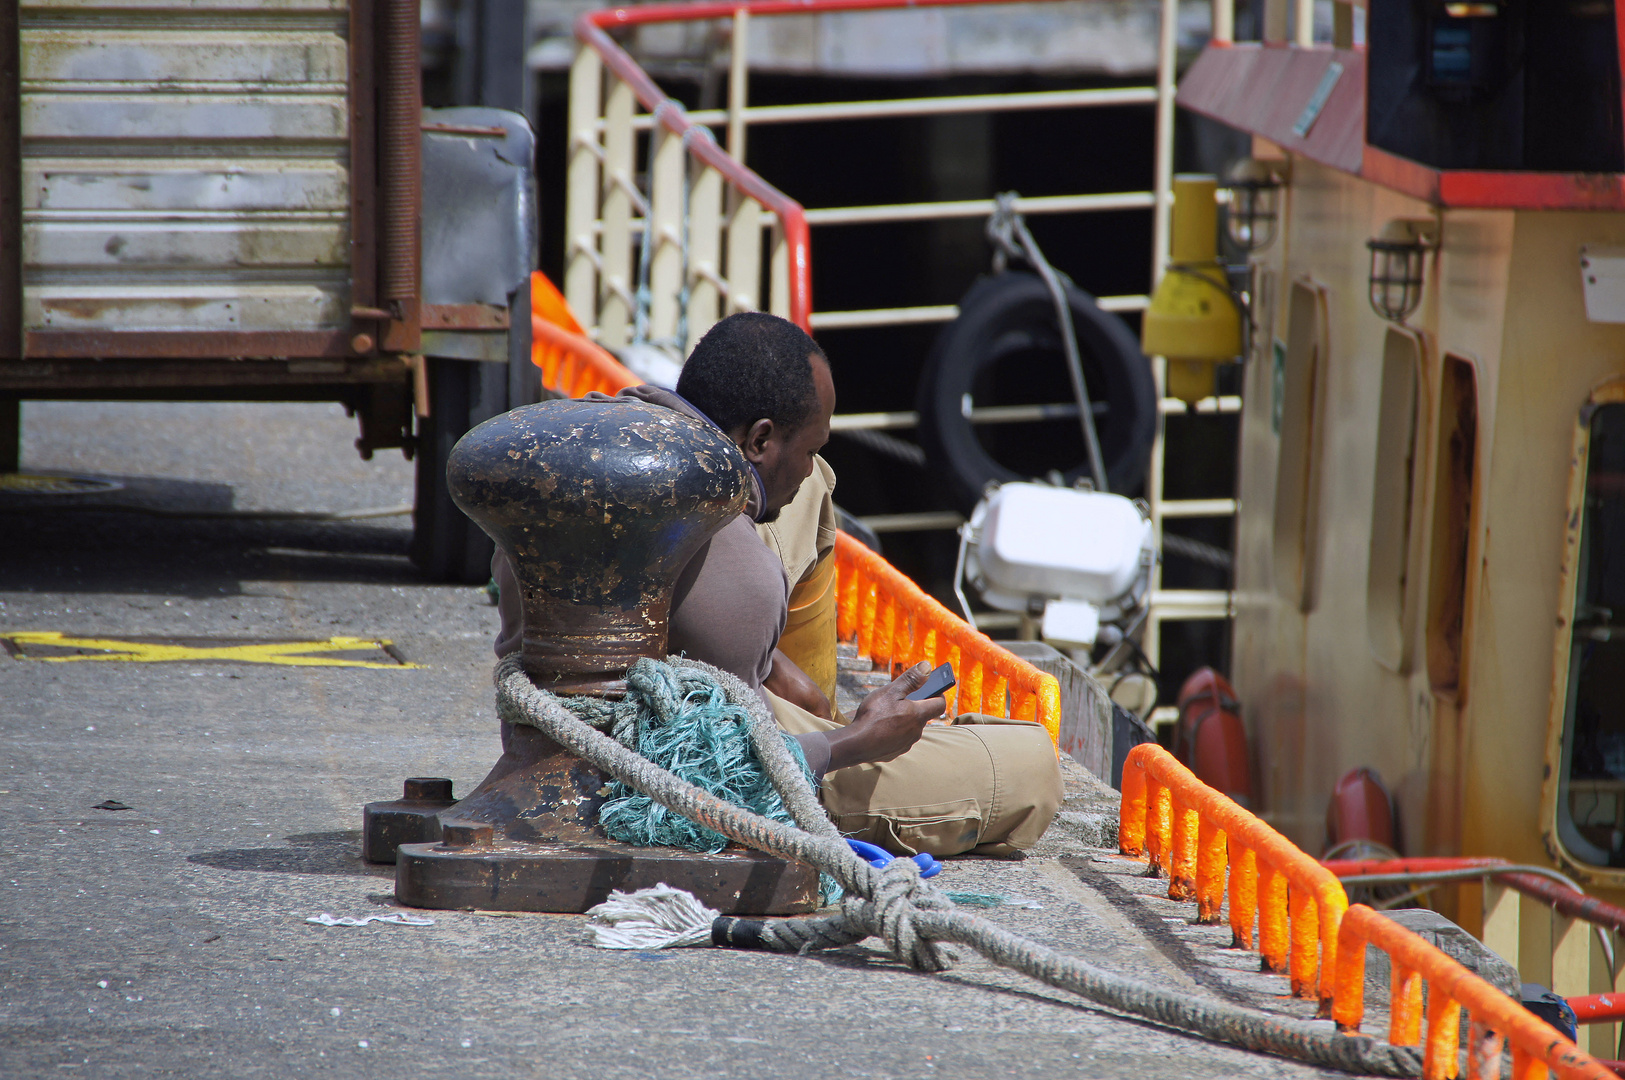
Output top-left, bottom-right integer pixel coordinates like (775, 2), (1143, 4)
(1141, 174), (1242, 402)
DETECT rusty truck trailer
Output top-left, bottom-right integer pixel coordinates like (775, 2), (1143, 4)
(0, 0), (533, 582)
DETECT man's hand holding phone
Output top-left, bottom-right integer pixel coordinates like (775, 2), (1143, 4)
(823, 661), (955, 771)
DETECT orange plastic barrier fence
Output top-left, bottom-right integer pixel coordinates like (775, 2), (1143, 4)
(1121, 743), (1612, 1080)
(833, 530), (1061, 744)
(1120, 743), (1346, 1003)
(1334, 906), (1613, 1080)
(529, 271), (640, 398)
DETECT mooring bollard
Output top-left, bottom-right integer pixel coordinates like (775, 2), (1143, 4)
(364, 397), (821, 914)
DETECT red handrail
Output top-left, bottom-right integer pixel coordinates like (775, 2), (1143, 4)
(1569, 994), (1625, 1025)
(575, 7), (811, 330)
(1324, 857), (1625, 936)
(575, 0), (1102, 333)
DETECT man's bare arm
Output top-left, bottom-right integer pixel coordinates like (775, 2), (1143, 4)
(764, 648), (832, 721)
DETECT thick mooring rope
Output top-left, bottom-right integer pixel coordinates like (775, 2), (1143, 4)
(497, 654), (1422, 1077)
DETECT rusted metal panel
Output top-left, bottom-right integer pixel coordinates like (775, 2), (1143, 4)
(348, 0), (377, 321)
(26, 284), (349, 332)
(16, 0), (354, 354)
(26, 220), (349, 269)
(395, 837), (822, 915)
(376, 0), (420, 351)
(0, 354), (409, 390)
(422, 303), (510, 330)
(1, 5), (21, 360)
(25, 161), (349, 213)
(419, 296), (517, 358)
(23, 328), (355, 359)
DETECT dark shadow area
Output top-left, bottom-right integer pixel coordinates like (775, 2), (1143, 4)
(0, 474), (236, 516)
(1062, 856), (1273, 1013)
(0, 486), (416, 598)
(187, 830), (392, 878)
(801, 937), (1250, 1050)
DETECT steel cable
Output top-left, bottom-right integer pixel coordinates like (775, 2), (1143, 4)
(832, 427), (928, 467)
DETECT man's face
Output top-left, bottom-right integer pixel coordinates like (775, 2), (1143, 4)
(739, 354), (835, 524)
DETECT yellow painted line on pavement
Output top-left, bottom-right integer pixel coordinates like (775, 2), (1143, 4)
(1, 632), (420, 668)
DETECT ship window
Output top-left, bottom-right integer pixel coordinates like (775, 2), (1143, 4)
(1555, 388), (1625, 869)
(1272, 281), (1328, 611)
(1367, 328), (1425, 673)
(1425, 354), (1478, 696)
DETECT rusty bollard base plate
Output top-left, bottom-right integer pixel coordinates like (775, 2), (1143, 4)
(394, 837), (821, 915)
(361, 778), (458, 864)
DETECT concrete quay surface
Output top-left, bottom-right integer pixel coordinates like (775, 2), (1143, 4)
(2, 401), (1351, 1079)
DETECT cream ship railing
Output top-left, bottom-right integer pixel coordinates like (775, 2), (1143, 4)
(565, 0), (1232, 679)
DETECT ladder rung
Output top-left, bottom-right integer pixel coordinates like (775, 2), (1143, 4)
(1159, 395), (1242, 415)
(805, 191), (1156, 227)
(1159, 498), (1236, 518)
(857, 510), (964, 533)
(811, 294), (1148, 331)
(1148, 590), (1233, 620)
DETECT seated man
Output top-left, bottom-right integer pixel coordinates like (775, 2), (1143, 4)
(494, 312), (1061, 857)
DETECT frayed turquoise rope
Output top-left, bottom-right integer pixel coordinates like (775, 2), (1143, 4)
(597, 661), (842, 904)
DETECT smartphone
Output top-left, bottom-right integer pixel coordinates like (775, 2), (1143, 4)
(906, 662), (956, 701)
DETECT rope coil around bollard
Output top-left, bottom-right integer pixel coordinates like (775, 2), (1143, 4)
(496, 653), (1422, 1077)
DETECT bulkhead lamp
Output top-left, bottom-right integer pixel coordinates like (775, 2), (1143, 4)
(1220, 158), (1285, 253)
(1142, 174), (1243, 402)
(1366, 219), (1436, 323)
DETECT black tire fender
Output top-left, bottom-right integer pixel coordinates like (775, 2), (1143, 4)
(916, 271), (1157, 513)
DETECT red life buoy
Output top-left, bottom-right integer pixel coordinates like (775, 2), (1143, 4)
(1325, 766), (1396, 853)
(1174, 667), (1253, 807)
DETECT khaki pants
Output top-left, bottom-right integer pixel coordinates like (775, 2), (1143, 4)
(766, 690), (1064, 858)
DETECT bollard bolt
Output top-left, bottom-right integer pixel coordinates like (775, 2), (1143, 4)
(440, 822), (494, 848)
(402, 777), (453, 802)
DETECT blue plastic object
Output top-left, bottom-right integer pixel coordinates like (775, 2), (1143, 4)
(845, 838), (941, 879)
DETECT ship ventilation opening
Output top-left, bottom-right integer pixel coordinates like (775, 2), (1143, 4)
(1425, 353), (1479, 697)
(1556, 394), (1625, 870)
(1272, 281), (1328, 611)
(1366, 327), (1425, 673)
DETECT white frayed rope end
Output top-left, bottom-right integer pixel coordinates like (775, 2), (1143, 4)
(585, 883), (719, 950)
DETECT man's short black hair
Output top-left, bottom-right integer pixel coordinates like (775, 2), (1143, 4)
(676, 312), (826, 433)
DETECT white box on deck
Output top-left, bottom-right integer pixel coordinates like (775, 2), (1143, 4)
(977, 483), (1150, 602)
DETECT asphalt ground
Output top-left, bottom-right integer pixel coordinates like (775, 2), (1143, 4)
(1, 401), (1350, 1079)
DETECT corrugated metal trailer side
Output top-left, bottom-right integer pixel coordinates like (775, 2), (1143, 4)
(4, 0), (422, 363)
(0, 1), (532, 584)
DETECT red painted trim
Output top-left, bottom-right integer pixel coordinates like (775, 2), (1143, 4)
(1615, 0), (1625, 159)
(1359, 145), (1441, 204)
(1440, 170), (1625, 211)
(1570, 994), (1625, 1025)
(588, 0), (1045, 28)
(1365, 145), (1625, 210)
(1325, 856), (1625, 936)
(1187, 40), (1625, 211)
